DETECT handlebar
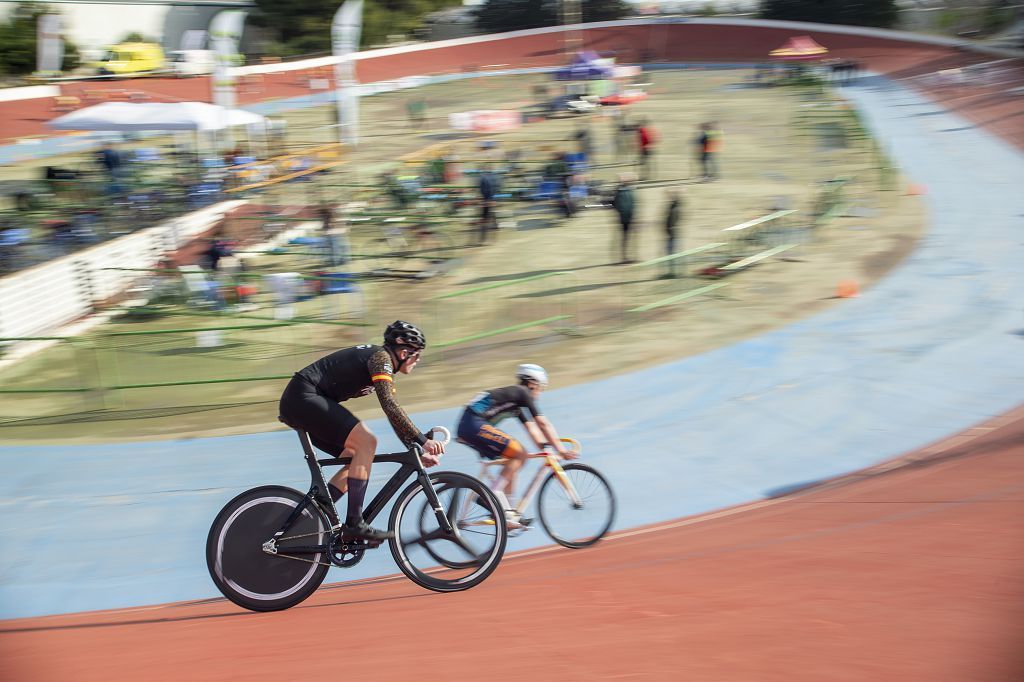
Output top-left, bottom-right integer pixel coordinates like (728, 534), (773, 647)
(546, 437), (581, 457)
(527, 437), (582, 458)
(558, 437), (581, 456)
(427, 425), (451, 447)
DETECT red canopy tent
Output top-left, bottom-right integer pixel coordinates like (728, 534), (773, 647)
(769, 35), (829, 61)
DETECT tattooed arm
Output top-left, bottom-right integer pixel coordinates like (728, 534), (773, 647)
(367, 350), (426, 447)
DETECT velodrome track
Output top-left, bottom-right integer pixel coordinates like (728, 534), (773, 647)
(1, 21), (1023, 679)
(2, 408), (1022, 680)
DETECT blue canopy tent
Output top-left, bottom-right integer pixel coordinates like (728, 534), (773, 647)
(554, 51), (614, 81)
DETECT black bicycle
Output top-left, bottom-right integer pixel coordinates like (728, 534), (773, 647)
(206, 422), (507, 612)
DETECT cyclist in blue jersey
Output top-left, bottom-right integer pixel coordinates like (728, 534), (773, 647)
(279, 321), (444, 542)
(456, 364), (574, 526)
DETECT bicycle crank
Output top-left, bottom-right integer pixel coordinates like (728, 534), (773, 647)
(329, 536), (382, 568)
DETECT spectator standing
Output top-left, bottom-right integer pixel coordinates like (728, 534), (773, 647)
(663, 188), (683, 278)
(611, 173), (637, 264)
(543, 151), (573, 219)
(696, 121), (723, 181)
(476, 168), (499, 246)
(636, 119), (658, 180)
(97, 142), (123, 193)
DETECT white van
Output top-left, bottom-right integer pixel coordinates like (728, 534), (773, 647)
(169, 49), (217, 77)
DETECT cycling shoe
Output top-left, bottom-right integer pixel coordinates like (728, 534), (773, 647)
(340, 519), (394, 542)
(505, 511), (533, 531)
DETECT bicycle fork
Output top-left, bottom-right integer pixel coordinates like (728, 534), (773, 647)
(417, 470), (456, 536)
(546, 456), (584, 509)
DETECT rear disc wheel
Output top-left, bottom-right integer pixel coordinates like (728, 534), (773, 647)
(206, 485), (330, 612)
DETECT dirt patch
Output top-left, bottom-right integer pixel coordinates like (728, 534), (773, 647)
(861, 234), (917, 280)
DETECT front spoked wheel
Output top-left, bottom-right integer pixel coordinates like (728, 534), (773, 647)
(389, 472), (506, 592)
(538, 463), (616, 548)
(206, 485), (331, 612)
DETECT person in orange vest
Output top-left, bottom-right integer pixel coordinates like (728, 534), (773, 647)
(636, 119), (658, 180)
(696, 121), (723, 181)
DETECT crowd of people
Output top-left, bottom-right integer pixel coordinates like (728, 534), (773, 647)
(432, 112), (723, 274)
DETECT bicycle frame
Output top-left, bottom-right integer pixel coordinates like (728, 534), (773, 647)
(269, 428), (455, 555)
(478, 452), (584, 517)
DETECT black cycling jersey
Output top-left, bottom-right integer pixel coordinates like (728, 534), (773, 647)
(295, 344), (424, 446)
(297, 344), (384, 402)
(466, 385), (542, 425)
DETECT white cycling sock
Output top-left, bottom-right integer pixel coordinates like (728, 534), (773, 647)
(491, 489), (512, 513)
(490, 475), (512, 509)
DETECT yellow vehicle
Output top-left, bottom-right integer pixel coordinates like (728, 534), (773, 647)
(92, 42), (165, 77)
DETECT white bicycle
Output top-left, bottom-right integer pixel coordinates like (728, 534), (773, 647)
(450, 437), (616, 551)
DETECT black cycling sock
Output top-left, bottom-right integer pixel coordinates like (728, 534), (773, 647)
(327, 483), (345, 503)
(346, 477), (368, 525)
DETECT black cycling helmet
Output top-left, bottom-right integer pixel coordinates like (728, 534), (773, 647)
(383, 320), (426, 351)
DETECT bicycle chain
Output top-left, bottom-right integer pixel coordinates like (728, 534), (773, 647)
(276, 529), (326, 542)
(269, 530), (335, 568)
(272, 553), (334, 568)
(270, 528), (374, 568)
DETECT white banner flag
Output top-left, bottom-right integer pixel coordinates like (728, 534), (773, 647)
(332, 0), (363, 58)
(36, 14), (63, 74)
(210, 10), (247, 110)
(180, 29), (208, 51)
(332, 0), (364, 146)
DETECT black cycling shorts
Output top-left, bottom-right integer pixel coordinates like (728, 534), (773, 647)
(279, 375), (360, 457)
(457, 409), (516, 460)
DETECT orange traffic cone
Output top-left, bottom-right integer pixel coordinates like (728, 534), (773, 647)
(837, 279), (860, 298)
(906, 183), (927, 196)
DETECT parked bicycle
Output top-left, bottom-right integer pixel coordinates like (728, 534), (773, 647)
(455, 437), (615, 550)
(207, 423), (507, 612)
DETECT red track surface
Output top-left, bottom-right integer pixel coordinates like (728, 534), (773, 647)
(2, 407), (1022, 681)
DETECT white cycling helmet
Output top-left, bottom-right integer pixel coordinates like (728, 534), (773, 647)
(516, 363), (548, 388)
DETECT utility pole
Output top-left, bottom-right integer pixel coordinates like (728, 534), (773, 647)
(561, 0), (581, 62)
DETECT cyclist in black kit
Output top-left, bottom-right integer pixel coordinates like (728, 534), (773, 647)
(456, 364), (574, 526)
(279, 320), (445, 541)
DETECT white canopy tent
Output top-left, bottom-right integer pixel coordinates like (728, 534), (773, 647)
(48, 101), (267, 132)
(48, 101), (269, 159)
